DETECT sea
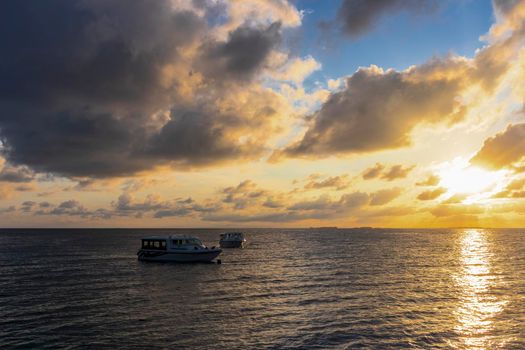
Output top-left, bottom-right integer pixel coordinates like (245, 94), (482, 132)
(1, 228), (524, 349)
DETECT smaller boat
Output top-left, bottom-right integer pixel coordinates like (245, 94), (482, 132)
(219, 232), (246, 248)
(137, 235), (221, 262)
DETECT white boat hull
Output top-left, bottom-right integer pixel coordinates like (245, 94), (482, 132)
(137, 249), (222, 262)
(219, 240), (245, 248)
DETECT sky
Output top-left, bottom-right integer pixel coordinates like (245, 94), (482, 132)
(1, 0), (525, 228)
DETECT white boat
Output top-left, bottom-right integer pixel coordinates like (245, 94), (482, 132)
(137, 235), (221, 262)
(219, 232), (246, 248)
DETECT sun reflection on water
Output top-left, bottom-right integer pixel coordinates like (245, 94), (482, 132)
(454, 229), (508, 349)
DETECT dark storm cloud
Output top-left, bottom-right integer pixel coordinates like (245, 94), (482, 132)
(199, 22), (282, 81)
(470, 124), (525, 170)
(0, 0), (202, 177)
(335, 0), (439, 38)
(0, 1), (285, 178)
(0, 1), (202, 105)
(145, 108), (261, 166)
(1, 107), (150, 177)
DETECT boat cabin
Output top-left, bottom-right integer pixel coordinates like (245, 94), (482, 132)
(220, 232), (244, 240)
(141, 236), (206, 250)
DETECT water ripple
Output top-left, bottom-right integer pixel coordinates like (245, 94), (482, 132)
(0, 228), (524, 349)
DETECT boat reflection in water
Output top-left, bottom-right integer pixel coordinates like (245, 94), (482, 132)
(453, 229), (509, 349)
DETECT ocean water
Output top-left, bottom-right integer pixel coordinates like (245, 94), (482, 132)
(0, 228), (524, 349)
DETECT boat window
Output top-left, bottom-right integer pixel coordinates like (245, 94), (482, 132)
(160, 241), (166, 249)
(153, 241), (159, 248)
(188, 238), (203, 245)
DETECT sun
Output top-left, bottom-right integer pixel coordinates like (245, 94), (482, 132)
(437, 158), (507, 203)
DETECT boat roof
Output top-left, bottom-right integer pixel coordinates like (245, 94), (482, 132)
(141, 235), (201, 240)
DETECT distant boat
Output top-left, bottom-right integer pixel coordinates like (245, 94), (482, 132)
(219, 232), (246, 248)
(137, 235), (221, 262)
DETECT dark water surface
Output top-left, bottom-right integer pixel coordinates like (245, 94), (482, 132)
(1, 228), (524, 349)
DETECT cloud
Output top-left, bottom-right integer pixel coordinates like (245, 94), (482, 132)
(48, 200), (88, 216)
(14, 184), (36, 192)
(27, 199), (101, 217)
(335, 0), (439, 38)
(369, 188), (402, 206)
(506, 177), (525, 190)
(429, 204), (484, 217)
(287, 195), (336, 211)
(362, 163), (414, 181)
(0, 206), (16, 214)
(492, 176), (525, 198)
(417, 187), (447, 200)
(218, 0), (302, 35)
(203, 211), (308, 223)
(493, 0), (522, 16)
(205, 191), (369, 222)
(443, 193), (468, 204)
(416, 174), (440, 186)
(262, 197), (285, 208)
(488, 0), (525, 39)
(0, 1), (300, 178)
(381, 165), (415, 181)
(20, 201), (37, 212)
(113, 193), (169, 213)
(470, 123), (525, 170)
(270, 56), (322, 84)
(0, 164), (35, 183)
(154, 201), (227, 218)
(362, 163), (385, 180)
(304, 175), (351, 190)
(199, 22), (282, 81)
(276, 61), (472, 159)
(275, 0), (525, 161)
(221, 180), (269, 209)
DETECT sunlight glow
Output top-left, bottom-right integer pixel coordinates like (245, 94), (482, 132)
(438, 158), (507, 203)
